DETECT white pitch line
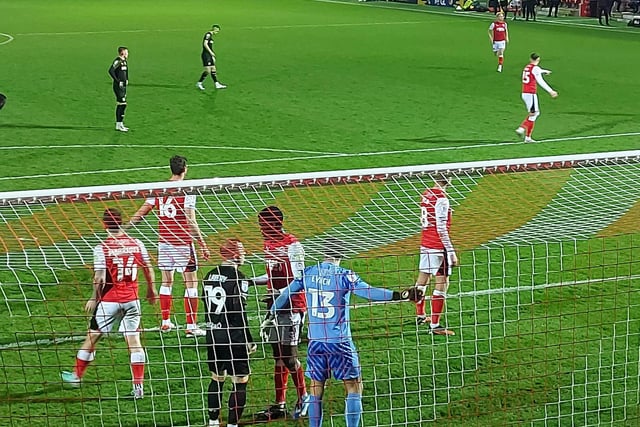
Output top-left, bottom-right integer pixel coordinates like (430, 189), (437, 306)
(0, 144), (341, 155)
(13, 21), (427, 38)
(0, 32), (14, 45)
(3, 274), (637, 350)
(314, 0), (640, 35)
(1, 131), (639, 181)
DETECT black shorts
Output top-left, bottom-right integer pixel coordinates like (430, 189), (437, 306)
(201, 52), (215, 67)
(113, 83), (126, 103)
(206, 332), (250, 376)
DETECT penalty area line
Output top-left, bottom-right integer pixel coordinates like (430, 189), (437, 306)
(1, 131), (638, 181)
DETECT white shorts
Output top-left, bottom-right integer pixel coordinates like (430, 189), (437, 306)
(493, 41), (506, 52)
(90, 300), (141, 336)
(419, 247), (452, 277)
(158, 242), (197, 273)
(521, 93), (539, 114)
(267, 312), (305, 346)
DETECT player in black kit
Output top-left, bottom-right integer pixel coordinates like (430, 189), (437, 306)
(108, 46), (130, 132)
(196, 25), (227, 91)
(203, 239), (255, 427)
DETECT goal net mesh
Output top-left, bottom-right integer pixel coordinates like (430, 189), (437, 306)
(1, 150), (639, 426)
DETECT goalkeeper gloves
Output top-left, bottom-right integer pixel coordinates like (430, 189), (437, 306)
(392, 287), (424, 302)
(260, 312), (277, 342)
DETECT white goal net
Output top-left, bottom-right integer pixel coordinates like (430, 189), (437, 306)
(0, 150), (639, 426)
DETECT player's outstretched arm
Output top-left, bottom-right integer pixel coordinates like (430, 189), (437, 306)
(270, 279), (304, 312)
(125, 203), (153, 229)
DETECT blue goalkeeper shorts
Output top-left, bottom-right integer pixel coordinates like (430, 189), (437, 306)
(305, 340), (361, 381)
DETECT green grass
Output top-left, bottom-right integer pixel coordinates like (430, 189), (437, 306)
(1, 0), (640, 426)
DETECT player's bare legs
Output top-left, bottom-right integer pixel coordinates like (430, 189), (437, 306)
(430, 275), (455, 336)
(198, 65), (226, 90)
(61, 331), (102, 386)
(497, 47), (505, 73)
(124, 334), (146, 398)
(159, 270), (175, 331)
(415, 271), (432, 325)
(183, 270), (205, 336)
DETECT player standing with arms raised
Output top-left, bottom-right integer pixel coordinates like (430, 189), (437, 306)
(202, 239), (255, 427)
(61, 208), (157, 399)
(254, 206), (309, 421)
(196, 25), (227, 91)
(515, 53), (558, 143)
(108, 46), (130, 132)
(128, 155), (210, 336)
(489, 12), (509, 73)
(414, 175), (458, 336)
(266, 238), (422, 427)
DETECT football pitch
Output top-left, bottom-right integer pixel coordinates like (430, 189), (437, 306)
(1, 0), (640, 426)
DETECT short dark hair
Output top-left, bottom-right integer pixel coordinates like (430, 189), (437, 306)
(258, 206), (284, 225)
(103, 208), (122, 231)
(169, 155), (188, 175)
(118, 46), (128, 54)
(323, 237), (347, 260)
(212, 24), (220, 30)
(530, 52), (540, 60)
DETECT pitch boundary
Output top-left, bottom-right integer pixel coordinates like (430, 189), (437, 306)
(314, 0), (640, 35)
(1, 131), (638, 182)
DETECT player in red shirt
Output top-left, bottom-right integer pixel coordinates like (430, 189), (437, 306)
(488, 12), (509, 73)
(128, 155), (210, 336)
(61, 208), (157, 399)
(254, 206), (310, 421)
(515, 53), (559, 143)
(414, 175), (458, 336)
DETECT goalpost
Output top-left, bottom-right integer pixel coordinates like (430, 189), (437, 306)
(0, 150), (639, 426)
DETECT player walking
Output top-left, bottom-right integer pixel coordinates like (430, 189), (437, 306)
(515, 53), (558, 143)
(196, 25), (227, 90)
(128, 155), (210, 336)
(61, 208), (157, 399)
(108, 46), (130, 132)
(489, 12), (509, 72)
(414, 175), (458, 336)
(254, 206), (309, 421)
(266, 238), (422, 427)
(203, 239), (255, 427)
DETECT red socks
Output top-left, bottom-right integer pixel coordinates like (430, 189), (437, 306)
(430, 292), (445, 326)
(275, 365), (289, 404)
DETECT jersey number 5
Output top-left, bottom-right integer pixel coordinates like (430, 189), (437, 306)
(522, 70), (531, 84)
(204, 285), (227, 315)
(308, 289), (335, 319)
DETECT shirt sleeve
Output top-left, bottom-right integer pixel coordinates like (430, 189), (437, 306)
(489, 23), (495, 30)
(184, 195), (197, 210)
(93, 245), (106, 270)
(144, 197), (155, 206)
(271, 278), (305, 312)
(352, 279), (395, 301)
(532, 66), (554, 94)
(435, 197), (455, 253)
(287, 241), (305, 280)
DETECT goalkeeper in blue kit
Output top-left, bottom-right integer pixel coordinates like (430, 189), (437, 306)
(266, 238), (422, 427)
